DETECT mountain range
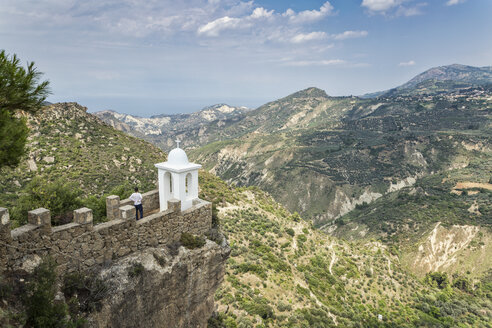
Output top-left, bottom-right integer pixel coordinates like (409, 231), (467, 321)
(94, 103), (250, 151)
(96, 64), (492, 228)
(363, 64), (492, 98)
(0, 99), (490, 327)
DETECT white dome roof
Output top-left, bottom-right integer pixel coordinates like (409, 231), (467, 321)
(167, 147), (189, 165)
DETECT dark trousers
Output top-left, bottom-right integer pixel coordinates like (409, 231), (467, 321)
(135, 204), (143, 220)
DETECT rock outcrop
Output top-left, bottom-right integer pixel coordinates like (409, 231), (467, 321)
(88, 239), (230, 328)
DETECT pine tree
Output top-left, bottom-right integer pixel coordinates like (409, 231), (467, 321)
(0, 50), (50, 168)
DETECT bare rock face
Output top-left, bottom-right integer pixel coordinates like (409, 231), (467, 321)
(87, 239), (230, 328)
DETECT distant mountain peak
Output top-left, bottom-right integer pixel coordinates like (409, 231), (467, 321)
(288, 87), (329, 99)
(363, 64), (492, 98)
(403, 64), (492, 89)
(200, 103), (248, 114)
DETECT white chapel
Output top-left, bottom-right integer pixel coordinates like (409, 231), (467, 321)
(155, 140), (201, 212)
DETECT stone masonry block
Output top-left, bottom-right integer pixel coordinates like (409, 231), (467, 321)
(106, 195), (120, 221)
(0, 208), (11, 242)
(0, 208), (9, 225)
(74, 207), (93, 225)
(28, 208), (51, 234)
(120, 205), (136, 220)
(167, 199), (181, 213)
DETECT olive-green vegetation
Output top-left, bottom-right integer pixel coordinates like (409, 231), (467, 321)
(180, 232), (206, 249)
(0, 102), (165, 227)
(363, 64), (492, 98)
(207, 181), (492, 327)
(191, 85), (492, 228)
(23, 258), (84, 328)
(331, 154), (492, 279)
(127, 262), (145, 278)
(0, 257), (109, 327)
(0, 50), (50, 168)
(11, 177), (83, 226)
(0, 96), (490, 327)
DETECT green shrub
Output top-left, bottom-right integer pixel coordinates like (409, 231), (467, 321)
(237, 263), (266, 278)
(277, 301), (292, 312)
(23, 257), (83, 327)
(286, 228), (295, 237)
(63, 272), (108, 313)
(425, 272), (449, 289)
(180, 233), (206, 249)
(212, 202), (220, 227)
(452, 277), (471, 293)
(12, 177), (82, 225)
(297, 234), (307, 243)
(128, 262), (145, 278)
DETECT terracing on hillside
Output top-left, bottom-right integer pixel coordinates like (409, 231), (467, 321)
(0, 189), (212, 274)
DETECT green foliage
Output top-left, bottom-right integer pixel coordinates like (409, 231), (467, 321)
(425, 272), (449, 289)
(180, 232), (206, 249)
(297, 234), (307, 243)
(207, 312), (238, 328)
(452, 276), (472, 293)
(238, 295), (274, 320)
(212, 202), (220, 227)
(286, 228), (295, 236)
(23, 257), (83, 328)
(0, 109), (28, 168)
(128, 262), (145, 278)
(237, 263), (266, 279)
(11, 177), (82, 226)
(0, 50), (50, 169)
(81, 181), (133, 223)
(290, 212), (301, 222)
(0, 50), (50, 113)
(62, 272), (108, 314)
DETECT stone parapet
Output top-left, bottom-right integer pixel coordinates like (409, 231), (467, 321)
(119, 189), (160, 217)
(120, 205), (136, 220)
(0, 190), (212, 275)
(74, 207), (93, 226)
(28, 208), (51, 234)
(106, 195), (120, 221)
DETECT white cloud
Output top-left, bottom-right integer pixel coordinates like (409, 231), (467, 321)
(250, 7), (273, 19)
(446, 0), (466, 5)
(197, 6), (273, 36)
(332, 30), (368, 40)
(291, 31), (327, 43)
(283, 1), (334, 23)
(398, 60), (416, 66)
(361, 0), (426, 16)
(197, 16), (245, 36)
(286, 59), (346, 67)
(361, 0), (402, 12)
(396, 2), (427, 16)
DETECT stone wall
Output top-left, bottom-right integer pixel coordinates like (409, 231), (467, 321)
(0, 189), (212, 274)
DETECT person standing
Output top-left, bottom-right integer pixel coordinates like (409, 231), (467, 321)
(130, 187), (143, 220)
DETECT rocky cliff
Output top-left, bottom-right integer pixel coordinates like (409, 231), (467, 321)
(88, 240), (230, 328)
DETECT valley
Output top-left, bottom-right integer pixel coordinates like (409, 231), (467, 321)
(1, 64), (491, 327)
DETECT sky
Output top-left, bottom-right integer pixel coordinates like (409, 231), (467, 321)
(0, 0), (490, 116)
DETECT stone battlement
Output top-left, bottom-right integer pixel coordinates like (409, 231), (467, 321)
(0, 189), (211, 274)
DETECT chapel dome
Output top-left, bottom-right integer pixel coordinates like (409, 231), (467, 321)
(167, 147), (189, 165)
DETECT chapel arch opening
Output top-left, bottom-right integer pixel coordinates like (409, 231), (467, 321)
(164, 172), (173, 200)
(185, 173), (192, 198)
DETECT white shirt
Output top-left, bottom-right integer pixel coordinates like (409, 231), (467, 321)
(129, 192), (143, 206)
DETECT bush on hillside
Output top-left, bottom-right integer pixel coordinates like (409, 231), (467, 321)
(180, 233), (206, 249)
(11, 177), (82, 226)
(425, 272), (449, 289)
(23, 257), (84, 327)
